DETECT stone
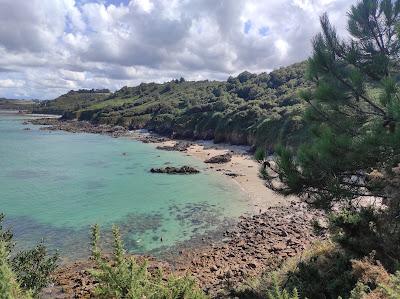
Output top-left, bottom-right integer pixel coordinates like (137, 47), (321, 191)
(205, 153), (232, 164)
(150, 166), (200, 174)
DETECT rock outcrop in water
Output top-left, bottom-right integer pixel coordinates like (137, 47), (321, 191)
(29, 118), (128, 137)
(150, 166), (200, 174)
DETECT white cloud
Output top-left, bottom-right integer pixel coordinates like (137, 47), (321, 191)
(132, 0), (154, 13)
(0, 79), (24, 88)
(0, 0), (358, 99)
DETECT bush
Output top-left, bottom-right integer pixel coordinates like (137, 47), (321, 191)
(0, 213), (58, 297)
(89, 224), (207, 299)
(246, 242), (356, 299)
(254, 148), (266, 163)
(0, 240), (32, 299)
(267, 277), (299, 299)
(11, 243), (58, 295)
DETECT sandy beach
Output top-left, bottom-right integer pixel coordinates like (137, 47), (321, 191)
(146, 138), (293, 213)
(28, 118), (293, 212)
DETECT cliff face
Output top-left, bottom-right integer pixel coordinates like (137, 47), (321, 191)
(33, 62), (311, 148)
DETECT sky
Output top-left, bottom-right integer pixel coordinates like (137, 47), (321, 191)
(0, 0), (357, 100)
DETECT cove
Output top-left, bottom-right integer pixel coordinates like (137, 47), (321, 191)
(0, 111), (250, 260)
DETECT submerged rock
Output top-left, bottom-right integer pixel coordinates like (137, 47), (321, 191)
(150, 166), (200, 175)
(205, 153), (232, 164)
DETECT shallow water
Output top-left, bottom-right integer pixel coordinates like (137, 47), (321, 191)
(0, 111), (250, 260)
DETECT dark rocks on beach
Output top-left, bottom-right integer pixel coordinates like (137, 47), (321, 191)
(150, 166), (200, 175)
(170, 201), (328, 298)
(224, 172), (242, 178)
(140, 136), (168, 143)
(156, 141), (191, 152)
(205, 153), (232, 164)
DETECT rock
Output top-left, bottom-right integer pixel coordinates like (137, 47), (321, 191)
(224, 172), (242, 177)
(210, 265), (218, 272)
(205, 153), (232, 164)
(23, 127), (31, 130)
(150, 166), (200, 175)
(156, 142), (190, 152)
(247, 262), (258, 269)
(272, 242), (286, 252)
(392, 164), (400, 175)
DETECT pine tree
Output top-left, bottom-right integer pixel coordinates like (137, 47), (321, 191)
(268, 0), (400, 267)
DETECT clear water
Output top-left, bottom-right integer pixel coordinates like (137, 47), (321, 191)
(0, 111), (250, 260)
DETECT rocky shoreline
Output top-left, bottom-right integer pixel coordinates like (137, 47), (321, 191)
(29, 117), (326, 298)
(42, 202), (327, 298)
(28, 118), (129, 138)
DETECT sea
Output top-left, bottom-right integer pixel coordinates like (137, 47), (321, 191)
(0, 110), (250, 260)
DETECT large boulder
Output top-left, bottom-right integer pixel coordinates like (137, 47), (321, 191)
(205, 153), (232, 164)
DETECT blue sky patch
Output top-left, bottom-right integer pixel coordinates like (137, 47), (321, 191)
(244, 20), (252, 34)
(259, 26), (269, 37)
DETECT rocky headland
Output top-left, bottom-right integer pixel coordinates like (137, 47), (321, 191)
(29, 118), (128, 138)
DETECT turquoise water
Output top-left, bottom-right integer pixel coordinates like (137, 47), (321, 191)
(0, 111), (249, 260)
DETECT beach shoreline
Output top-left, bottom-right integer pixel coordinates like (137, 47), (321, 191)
(29, 117), (293, 213)
(140, 136), (292, 213)
(23, 117), (327, 298)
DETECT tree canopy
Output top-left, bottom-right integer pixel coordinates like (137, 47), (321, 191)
(268, 0), (400, 268)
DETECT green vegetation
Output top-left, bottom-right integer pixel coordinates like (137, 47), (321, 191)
(267, 277), (299, 299)
(32, 89), (111, 115)
(243, 242), (400, 299)
(0, 98), (38, 111)
(90, 224), (207, 299)
(0, 241), (32, 299)
(0, 214), (58, 298)
(11, 0), (400, 297)
(263, 0), (400, 298)
(33, 63), (311, 148)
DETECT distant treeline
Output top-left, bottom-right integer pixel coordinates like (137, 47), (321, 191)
(66, 89), (111, 94)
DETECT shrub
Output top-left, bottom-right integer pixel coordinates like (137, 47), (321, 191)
(89, 224), (207, 299)
(0, 241), (32, 299)
(249, 242), (356, 299)
(10, 243), (58, 295)
(267, 277), (299, 299)
(254, 147), (266, 163)
(0, 213), (58, 297)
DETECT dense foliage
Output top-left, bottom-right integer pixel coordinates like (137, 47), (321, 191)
(264, 0), (400, 297)
(90, 224), (207, 299)
(32, 63), (311, 147)
(0, 214), (58, 297)
(0, 240), (32, 299)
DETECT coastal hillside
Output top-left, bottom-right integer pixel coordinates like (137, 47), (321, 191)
(32, 89), (111, 116)
(0, 98), (38, 111)
(33, 62), (311, 147)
